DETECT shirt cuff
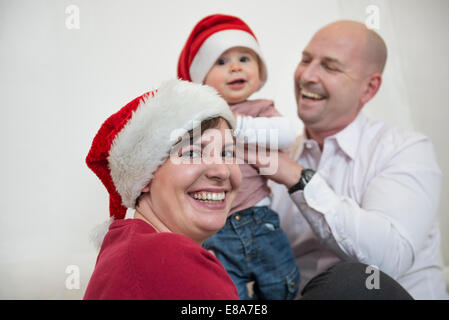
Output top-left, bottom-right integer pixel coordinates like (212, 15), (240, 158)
(289, 172), (350, 255)
(303, 173), (340, 215)
(289, 172), (339, 214)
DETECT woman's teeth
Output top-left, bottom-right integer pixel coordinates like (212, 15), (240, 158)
(191, 192), (225, 202)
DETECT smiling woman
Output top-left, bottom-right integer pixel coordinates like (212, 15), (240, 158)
(83, 79), (242, 300)
(135, 118), (241, 245)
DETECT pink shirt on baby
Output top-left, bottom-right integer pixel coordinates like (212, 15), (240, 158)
(228, 99), (281, 214)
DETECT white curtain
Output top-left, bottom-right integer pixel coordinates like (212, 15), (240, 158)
(337, 0), (414, 130)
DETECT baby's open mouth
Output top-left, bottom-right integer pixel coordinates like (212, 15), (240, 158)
(228, 79), (246, 85)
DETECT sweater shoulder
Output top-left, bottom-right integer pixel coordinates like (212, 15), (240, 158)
(85, 219), (238, 299)
(131, 229), (238, 299)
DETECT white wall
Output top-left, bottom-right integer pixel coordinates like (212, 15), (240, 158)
(0, 0), (447, 299)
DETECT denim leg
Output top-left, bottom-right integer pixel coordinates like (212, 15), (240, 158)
(248, 207), (300, 300)
(203, 207), (300, 300)
(202, 216), (252, 299)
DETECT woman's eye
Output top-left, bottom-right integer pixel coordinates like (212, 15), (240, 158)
(222, 150), (235, 158)
(181, 149), (201, 158)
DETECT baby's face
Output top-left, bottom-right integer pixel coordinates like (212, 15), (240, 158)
(204, 47), (262, 104)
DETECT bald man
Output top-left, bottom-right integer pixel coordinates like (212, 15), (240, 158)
(260, 21), (448, 299)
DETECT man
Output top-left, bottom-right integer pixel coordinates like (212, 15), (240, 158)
(265, 20), (448, 299)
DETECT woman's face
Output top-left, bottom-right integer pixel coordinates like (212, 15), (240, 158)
(137, 119), (241, 244)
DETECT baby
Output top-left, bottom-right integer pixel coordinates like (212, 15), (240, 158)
(178, 14), (299, 300)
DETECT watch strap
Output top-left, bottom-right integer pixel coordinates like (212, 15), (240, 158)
(288, 169), (315, 194)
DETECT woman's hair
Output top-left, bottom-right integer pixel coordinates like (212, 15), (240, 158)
(187, 116), (222, 140)
(134, 116), (233, 207)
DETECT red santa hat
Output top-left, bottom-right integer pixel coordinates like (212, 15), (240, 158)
(177, 14), (267, 87)
(86, 79), (235, 221)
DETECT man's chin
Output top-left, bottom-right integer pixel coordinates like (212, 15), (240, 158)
(297, 107), (323, 126)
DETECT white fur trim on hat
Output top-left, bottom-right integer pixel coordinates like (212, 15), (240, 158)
(89, 217), (114, 250)
(190, 29), (267, 85)
(107, 79), (235, 209)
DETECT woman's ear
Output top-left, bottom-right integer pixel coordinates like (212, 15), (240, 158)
(141, 181), (152, 193)
(136, 182), (151, 208)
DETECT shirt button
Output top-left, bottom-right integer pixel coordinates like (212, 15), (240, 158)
(290, 281), (296, 288)
(305, 142), (313, 149)
(235, 215), (241, 221)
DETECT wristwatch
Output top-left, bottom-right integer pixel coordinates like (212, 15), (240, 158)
(288, 169), (315, 194)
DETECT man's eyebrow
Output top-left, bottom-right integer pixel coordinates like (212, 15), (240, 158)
(302, 51), (312, 57)
(322, 56), (343, 66)
(302, 51), (343, 66)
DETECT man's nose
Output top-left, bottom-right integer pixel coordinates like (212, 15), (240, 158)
(299, 62), (320, 83)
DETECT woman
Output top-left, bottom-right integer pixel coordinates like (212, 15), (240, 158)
(84, 79), (242, 299)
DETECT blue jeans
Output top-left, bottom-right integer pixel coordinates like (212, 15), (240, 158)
(203, 206), (300, 300)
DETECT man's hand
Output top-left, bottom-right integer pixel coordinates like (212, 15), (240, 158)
(242, 145), (303, 189)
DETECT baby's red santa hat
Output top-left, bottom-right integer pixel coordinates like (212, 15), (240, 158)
(177, 14), (267, 88)
(86, 79), (235, 224)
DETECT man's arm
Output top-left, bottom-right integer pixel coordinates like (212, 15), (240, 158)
(255, 138), (441, 279)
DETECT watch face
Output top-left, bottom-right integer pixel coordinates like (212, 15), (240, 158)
(289, 169), (316, 194)
(303, 169), (315, 183)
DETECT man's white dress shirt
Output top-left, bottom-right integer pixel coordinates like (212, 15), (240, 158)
(269, 112), (448, 299)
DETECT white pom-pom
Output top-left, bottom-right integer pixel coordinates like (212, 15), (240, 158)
(89, 218), (114, 250)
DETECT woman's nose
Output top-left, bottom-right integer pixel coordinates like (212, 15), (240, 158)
(205, 162), (231, 181)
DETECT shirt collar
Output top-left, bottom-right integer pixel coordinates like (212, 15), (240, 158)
(299, 112), (366, 160)
(332, 112), (366, 160)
